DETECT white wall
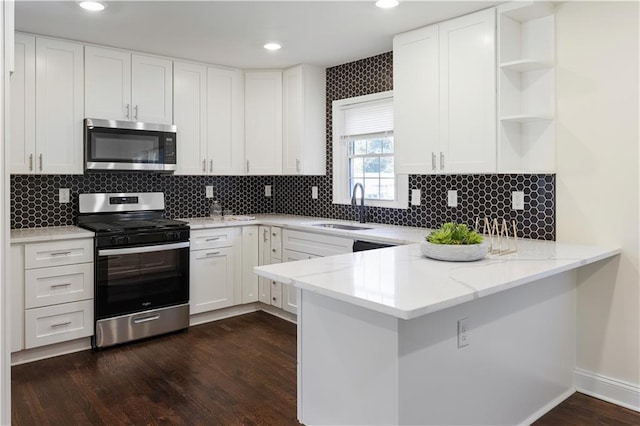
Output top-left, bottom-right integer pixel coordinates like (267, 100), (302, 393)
(556, 0), (639, 408)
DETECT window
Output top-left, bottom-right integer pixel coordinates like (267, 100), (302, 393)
(332, 91), (408, 208)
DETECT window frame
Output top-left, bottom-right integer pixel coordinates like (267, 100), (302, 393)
(332, 91), (408, 209)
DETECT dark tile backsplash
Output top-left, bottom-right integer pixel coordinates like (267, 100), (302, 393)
(10, 51), (556, 240)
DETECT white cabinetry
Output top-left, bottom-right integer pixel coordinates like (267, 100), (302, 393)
(85, 46), (173, 124)
(258, 226), (283, 308)
(282, 64), (326, 175)
(241, 226), (259, 303)
(244, 71), (283, 175)
(207, 66), (245, 175)
(174, 61), (207, 175)
(189, 228), (240, 314)
(15, 238), (94, 350)
(281, 230), (353, 314)
(497, 1), (555, 172)
(394, 8), (496, 174)
(10, 34), (84, 174)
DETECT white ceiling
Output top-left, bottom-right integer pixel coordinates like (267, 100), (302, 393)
(15, 0), (502, 69)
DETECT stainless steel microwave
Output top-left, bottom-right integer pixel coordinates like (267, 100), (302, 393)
(84, 118), (177, 173)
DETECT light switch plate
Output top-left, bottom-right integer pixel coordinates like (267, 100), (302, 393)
(265, 185), (272, 197)
(205, 186), (214, 198)
(512, 191), (525, 210)
(312, 186), (318, 199)
(59, 188), (70, 203)
(448, 190), (458, 208)
(411, 189), (421, 206)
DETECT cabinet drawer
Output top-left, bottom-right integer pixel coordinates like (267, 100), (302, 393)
(25, 239), (93, 269)
(25, 263), (94, 309)
(25, 300), (94, 349)
(190, 228), (240, 250)
(271, 281), (282, 308)
(283, 229), (353, 257)
(270, 227), (282, 259)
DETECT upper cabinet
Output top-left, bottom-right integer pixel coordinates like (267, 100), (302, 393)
(497, 1), (555, 172)
(282, 64), (326, 175)
(85, 46), (173, 124)
(244, 71), (283, 175)
(174, 61), (207, 175)
(207, 66), (245, 175)
(394, 8), (496, 174)
(10, 34), (84, 174)
(174, 63), (245, 175)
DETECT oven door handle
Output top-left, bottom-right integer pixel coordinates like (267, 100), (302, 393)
(98, 242), (190, 257)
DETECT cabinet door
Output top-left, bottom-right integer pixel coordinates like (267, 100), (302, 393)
(282, 249), (319, 314)
(84, 46), (131, 121)
(393, 24), (440, 175)
(282, 65), (326, 176)
(245, 71), (282, 175)
(207, 66), (245, 175)
(10, 245), (25, 353)
(174, 61), (207, 175)
(241, 227), (260, 304)
(189, 247), (235, 314)
(35, 37), (84, 174)
(258, 226), (272, 304)
(439, 8), (496, 173)
(131, 54), (173, 124)
(10, 33), (35, 174)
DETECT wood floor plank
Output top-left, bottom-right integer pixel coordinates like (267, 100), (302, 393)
(12, 311), (639, 425)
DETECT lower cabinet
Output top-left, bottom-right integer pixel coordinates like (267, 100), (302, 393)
(258, 226), (284, 308)
(12, 237), (95, 352)
(189, 227), (241, 314)
(241, 226), (259, 303)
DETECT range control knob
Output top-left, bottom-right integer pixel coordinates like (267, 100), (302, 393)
(122, 236), (130, 245)
(110, 236), (119, 245)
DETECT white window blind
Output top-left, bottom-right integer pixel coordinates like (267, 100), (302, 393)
(342, 98), (394, 139)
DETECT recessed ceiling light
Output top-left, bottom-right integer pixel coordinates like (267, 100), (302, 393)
(375, 0), (399, 9)
(78, 1), (106, 12)
(264, 43), (282, 51)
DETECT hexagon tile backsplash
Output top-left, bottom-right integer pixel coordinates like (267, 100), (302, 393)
(10, 172), (555, 240)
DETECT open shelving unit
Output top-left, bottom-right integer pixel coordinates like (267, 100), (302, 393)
(497, 1), (556, 173)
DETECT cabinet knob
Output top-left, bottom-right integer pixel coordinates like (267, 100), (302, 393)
(272, 249), (276, 252)
(272, 297), (276, 301)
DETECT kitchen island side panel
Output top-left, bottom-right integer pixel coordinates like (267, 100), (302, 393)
(299, 290), (399, 426)
(397, 270), (577, 425)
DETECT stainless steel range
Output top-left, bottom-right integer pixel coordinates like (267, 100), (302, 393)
(77, 192), (190, 348)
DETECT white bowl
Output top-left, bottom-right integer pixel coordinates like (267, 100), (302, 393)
(420, 241), (488, 262)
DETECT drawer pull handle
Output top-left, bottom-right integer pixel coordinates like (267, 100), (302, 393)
(205, 251), (221, 257)
(51, 321), (71, 328)
(133, 315), (160, 324)
(50, 283), (71, 288)
(50, 251), (71, 256)
(205, 237), (221, 242)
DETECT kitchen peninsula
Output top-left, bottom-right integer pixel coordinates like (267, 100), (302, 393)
(255, 240), (620, 425)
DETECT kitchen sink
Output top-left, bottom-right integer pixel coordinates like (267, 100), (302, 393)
(312, 223), (373, 231)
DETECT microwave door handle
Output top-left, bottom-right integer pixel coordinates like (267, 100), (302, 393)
(98, 242), (189, 257)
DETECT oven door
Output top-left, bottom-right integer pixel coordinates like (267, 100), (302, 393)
(95, 241), (189, 320)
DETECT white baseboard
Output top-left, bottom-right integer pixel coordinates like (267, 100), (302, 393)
(519, 388), (575, 426)
(575, 368), (640, 412)
(11, 337), (92, 366)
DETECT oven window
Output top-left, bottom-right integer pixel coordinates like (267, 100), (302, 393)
(90, 132), (161, 163)
(96, 246), (189, 319)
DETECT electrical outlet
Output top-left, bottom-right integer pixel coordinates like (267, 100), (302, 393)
(59, 188), (70, 203)
(265, 185), (272, 197)
(411, 189), (421, 206)
(448, 190), (458, 208)
(457, 318), (469, 348)
(312, 186), (318, 199)
(512, 191), (525, 210)
(205, 186), (214, 198)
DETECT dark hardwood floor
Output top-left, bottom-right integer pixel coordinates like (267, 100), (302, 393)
(12, 311), (640, 425)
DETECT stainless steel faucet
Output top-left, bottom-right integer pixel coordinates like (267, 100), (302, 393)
(351, 183), (366, 223)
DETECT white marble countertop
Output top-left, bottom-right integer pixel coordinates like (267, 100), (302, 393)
(10, 225), (94, 244)
(181, 214), (430, 245)
(255, 239), (620, 320)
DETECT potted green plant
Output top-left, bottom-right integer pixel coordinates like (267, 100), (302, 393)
(421, 222), (488, 261)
